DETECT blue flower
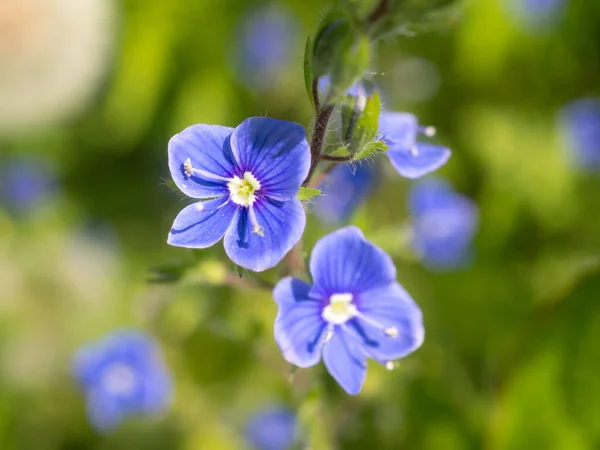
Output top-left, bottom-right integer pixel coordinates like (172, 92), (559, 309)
(313, 161), (379, 224)
(317, 76), (451, 179)
(234, 7), (298, 90)
(72, 330), (172, 432)
(409, 178), (479, 270)
(273, 226), (424, 395)
(559, 97), (600, 171)
(245, 406), (297, 450)
(167, 117), (310, 272)
(0, 156), (58, 216)
(379, 111), (451, 179)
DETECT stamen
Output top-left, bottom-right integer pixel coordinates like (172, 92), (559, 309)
(355, 312), (400, 339)
(419, 125), (436, 137)
(323, 326), (334, 344)
(184, 158), (194, 177)
(385, 361), (396, 371)
(248, 206), (264, 237)
(183, 158), (230, 182)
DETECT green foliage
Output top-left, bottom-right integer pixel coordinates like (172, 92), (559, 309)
(349, 91), (381, 155)
(2, 0), (600, 449)
(298, 187), (322, 200)
(304, 37), (315, 108)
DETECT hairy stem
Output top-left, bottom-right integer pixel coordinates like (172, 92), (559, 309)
(321, 154), (353, 162)
(302, 78), (334, 187)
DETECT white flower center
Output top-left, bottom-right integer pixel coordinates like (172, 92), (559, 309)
(100, 362), (137, 396)
(322, 293), (358, 325)
(228, 172), (261, 207)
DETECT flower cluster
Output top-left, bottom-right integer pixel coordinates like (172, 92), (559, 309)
(163, 73), (461, 393)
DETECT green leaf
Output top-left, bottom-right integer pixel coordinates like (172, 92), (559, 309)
(303, 37), (315, 108)
(312, 17), (349, 78)
(329, 33), (371, 102)
(297, 187), (321, 201)
(353, 140), (387, 161)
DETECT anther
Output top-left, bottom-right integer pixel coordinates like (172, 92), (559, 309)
(384, 327), (399, 338)
(248, 206), (264, 238)
(183, 158), (194, 177)
(422, 126), (436, 137)
(195, 202), (205, 212)
(385, 361), (395, 371)
(323, 328), (334, 344)
(253, 224), (265, 237)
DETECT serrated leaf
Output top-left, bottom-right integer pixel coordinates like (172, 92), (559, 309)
(353, 140), (387, 161)
(304, 37), (315, 108)
(328, 146), (351, 157)
(298, 187), (321, 201)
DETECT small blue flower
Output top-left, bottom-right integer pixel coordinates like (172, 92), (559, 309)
(0, 156), (58, 216)
(245, 406), (297, 450)
(409, 178), (479, 270)
(234, 7), (298, 90)
(317, 76), (451, 179)
(560, 97), (600, 171)
(72, 330), (172, 432)
(167, 117), (310, 272)
(273, 226), (424, 395)
(379, 111), (451, 179)
(313, 161), (379, 224)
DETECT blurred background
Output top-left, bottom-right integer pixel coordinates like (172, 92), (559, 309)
(1, 0), (600, 448)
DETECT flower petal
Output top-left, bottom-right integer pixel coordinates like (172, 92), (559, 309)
(229, 117), (310, 200)
(351, 282), (424, 363)
(87, 389), (122, 432)
(309, 226), (396, 295)
(273, 277), (325, 368)
(378, 111), (419, 150)
(387, 143), (451, 179)
(168, 124), (236, 198)
(168, 198), (237, 248)
(224, 198), (305, 272)
(322, 331), (367, 395)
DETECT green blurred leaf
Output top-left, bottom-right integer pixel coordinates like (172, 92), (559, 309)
(330, 34), (371, 101)
(298, 187), (322, 201)
(147, 259), (191, 283)
(304, 37), (315, 108)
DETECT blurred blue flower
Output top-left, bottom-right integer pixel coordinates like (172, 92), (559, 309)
(503, 0), (566, 29)
(560, 97), (600, 171)
(313, 162), (379, 224)
(167, 117), (310, 272)
(0, 156), (58, 216)
(73, 330), (172, 432)
(379, 112), (451, 179)
(273, 226), (424, 395)
(245, 406), (297, 450)
(409, 178), (479, 270)
(235, 7), (298, 90)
